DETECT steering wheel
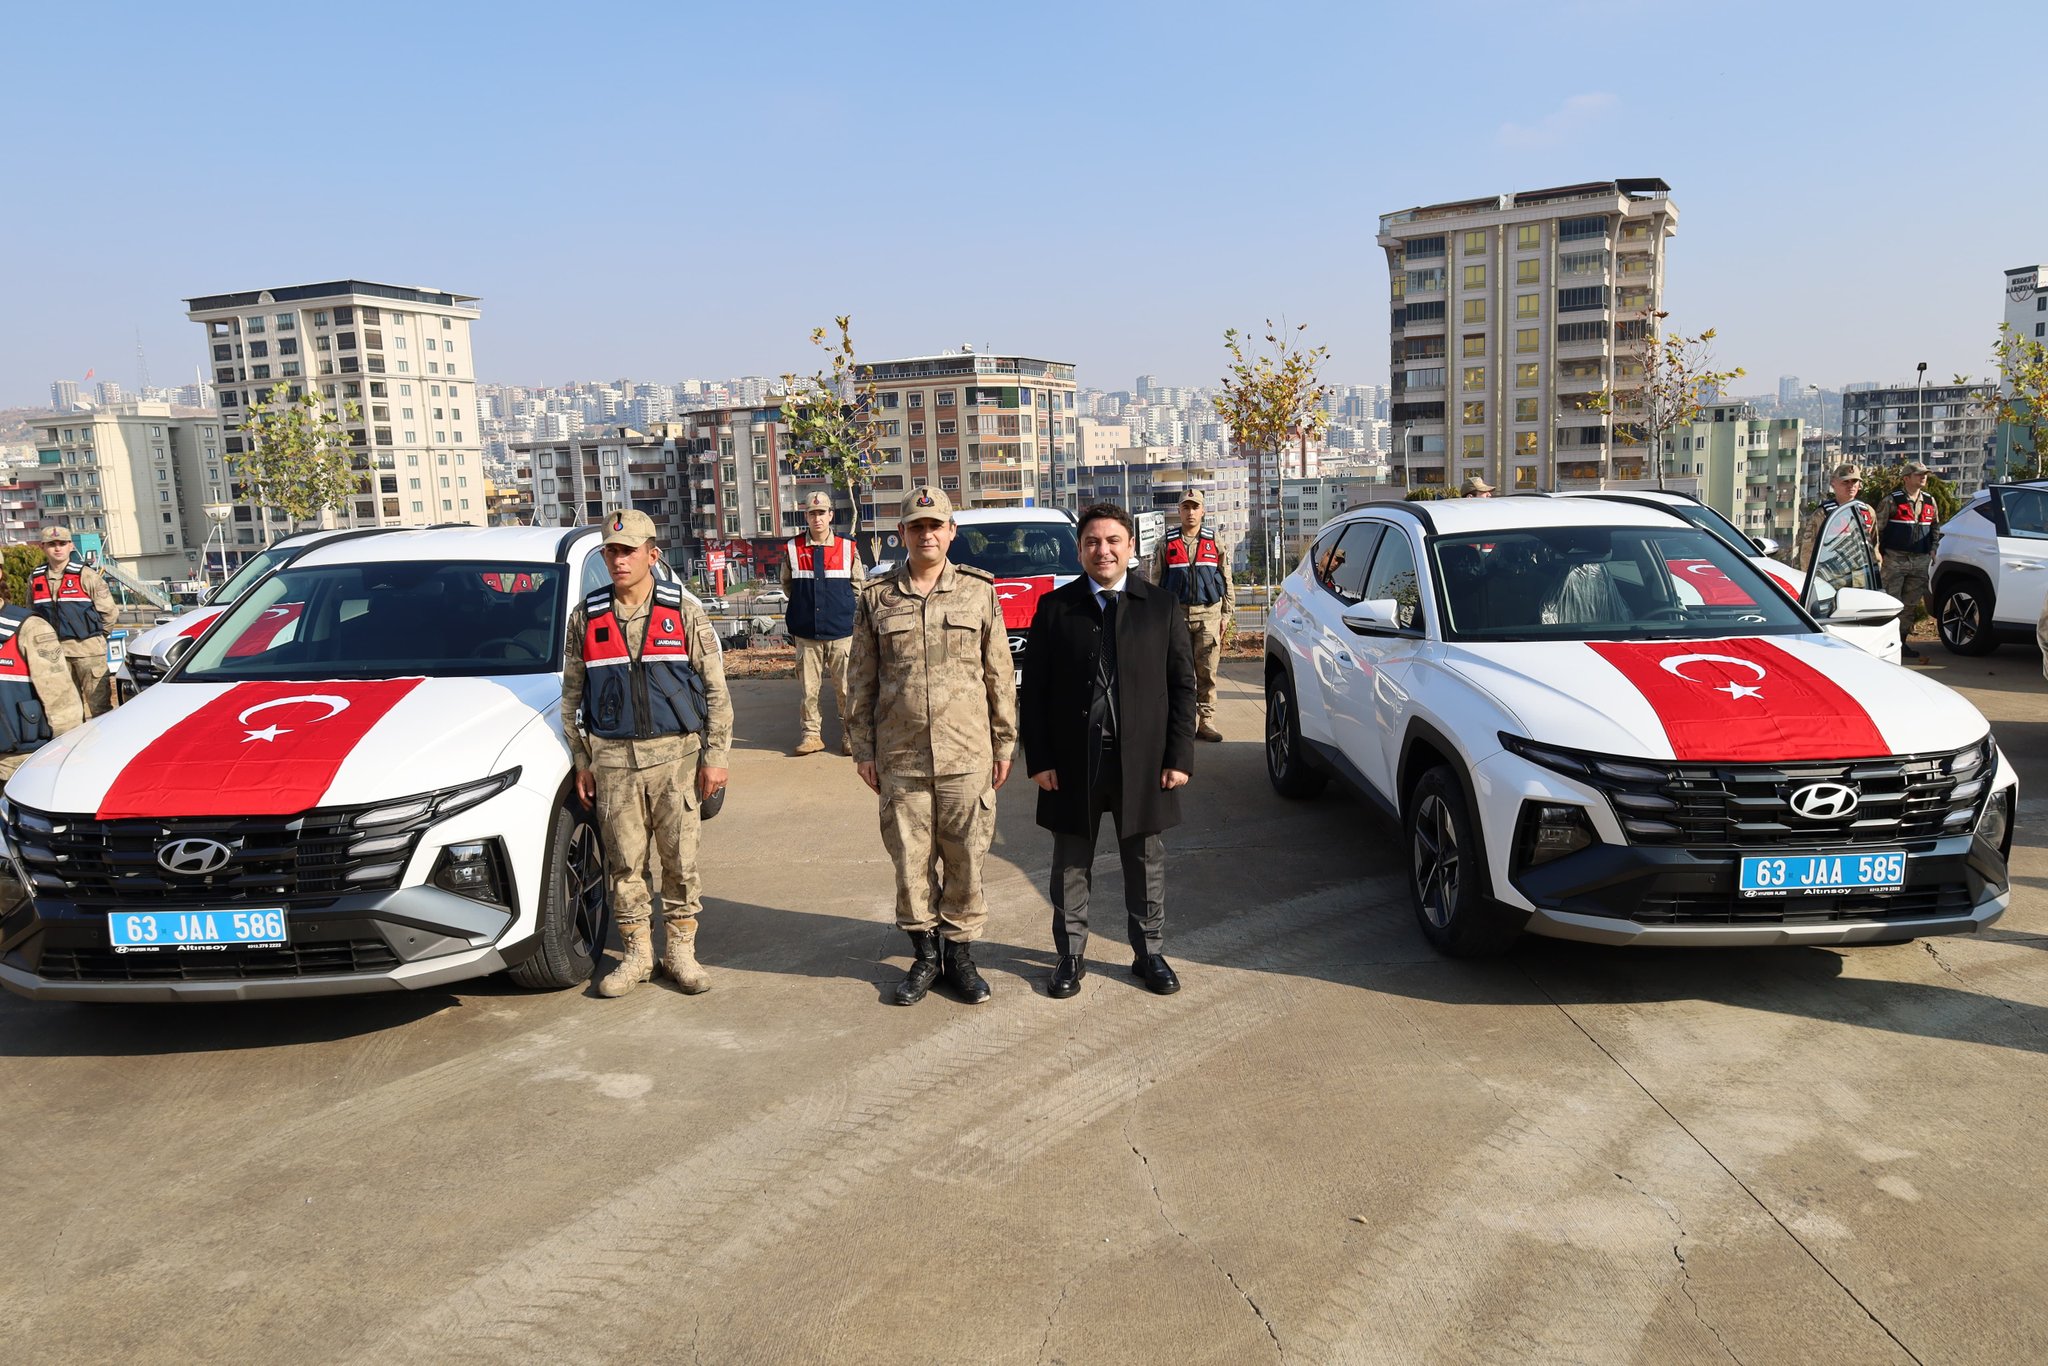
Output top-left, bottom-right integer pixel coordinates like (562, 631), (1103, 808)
(1638, 605), (1689, 622)
(476, 635), (544, 661)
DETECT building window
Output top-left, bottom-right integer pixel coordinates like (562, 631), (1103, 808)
(936, 391), (955, 407)
(1462, 435), (1485, 459)
(1517, 294), (1540, 319)
(1517, 225), (1540, 249)
(1515, 398), (1538, 423)
(1462, 334), (1485, 358)
(1516, 363), (1540, 388)
(1462, 366), (1485, 389)
(1463, 265), (1485, 289)
(1462, 299), (1486, 323)
(1462, 402), (1484, 424)
(1517, 260), (1540, 284)
(909, 422), (924, 436)
(1516, 328), (1540, 353)
(939, 447), (958, 463)
(940, 475), (960, 491)
(1463, 230), (1485, 255)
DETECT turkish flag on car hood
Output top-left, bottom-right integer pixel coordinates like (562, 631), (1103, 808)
(990, 575), (1066, 630)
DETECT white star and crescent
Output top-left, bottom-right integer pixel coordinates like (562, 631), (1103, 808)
(1658, 652), (1767, 701)
(236, 693), (352, 743)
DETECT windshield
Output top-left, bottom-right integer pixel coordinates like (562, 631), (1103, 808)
(1654, 501), (1758, 557)
(177, 560), (565, 681)
(1431, 525), (1811, 642)
(204, 542), (300, 606)
(951, 519), (1078, 578)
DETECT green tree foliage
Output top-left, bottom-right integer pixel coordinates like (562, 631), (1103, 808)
(1975, 323), (2048, 479)
(780, 317), (881, 534)
(1587, 310), (1745, 489)
(234, 383), (363, 534)
(1215, 321), (1333, 559)
(1, 543), (44, 609)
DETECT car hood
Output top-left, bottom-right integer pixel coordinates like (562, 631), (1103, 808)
(1440, 634), (1987, 763)
(7, 674), (560, 818)
(130, 606), (227, 660)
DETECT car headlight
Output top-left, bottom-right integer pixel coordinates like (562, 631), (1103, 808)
(1976, 787), (2013, 857)
(1514, 801), (1598, 870)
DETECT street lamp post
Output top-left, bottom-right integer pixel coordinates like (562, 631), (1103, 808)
(1916, 360), (1928, 475)
(203, 503), (233, 589)
(1400, 420), (1412, 491)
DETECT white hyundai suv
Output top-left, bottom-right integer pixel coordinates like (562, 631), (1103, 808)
(1928, 479), (2048, 655)
(1264, 497), (2015, 954)
(0, 525), (649, 1001)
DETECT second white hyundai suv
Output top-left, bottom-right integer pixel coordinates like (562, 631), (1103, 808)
(1929, 479), (2048, 655)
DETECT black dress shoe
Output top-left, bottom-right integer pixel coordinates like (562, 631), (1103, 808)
(1130, 954), (1181, 995)
(1048, 955), (1086, 998)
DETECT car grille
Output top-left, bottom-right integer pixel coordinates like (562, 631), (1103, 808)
(37, 939), (401, 982)
(1631, 884), (1972, 926)
(3, 773), (514, 913)
(126, 655), (163, 689)
(1568, 740), (1994, 850)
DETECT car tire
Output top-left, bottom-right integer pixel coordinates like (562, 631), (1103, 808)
(1406, 766), (1520, 958)
(507, 794), (611, 990)
(1935, 579), (1997, 655)
(1265, 665), (1328, 799)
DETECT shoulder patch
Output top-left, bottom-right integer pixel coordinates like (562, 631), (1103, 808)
(956, 564), (996, 583)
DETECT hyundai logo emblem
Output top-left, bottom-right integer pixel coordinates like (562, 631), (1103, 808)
(1008, 636), (1027, 655)
(1788, 782), (1859, 821)
(157, 837), (234, 876)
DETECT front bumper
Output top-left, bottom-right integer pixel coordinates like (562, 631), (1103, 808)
(0, 884), (518, 1002)
(1508, 831), (2008, 947)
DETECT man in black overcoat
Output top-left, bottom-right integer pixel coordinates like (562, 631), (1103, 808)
(1019, 502), (1197, 998)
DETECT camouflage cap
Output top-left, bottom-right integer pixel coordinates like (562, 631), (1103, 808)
(1831, 464), (1863, 482)
(600, 508), (658, 547)
(1461, 474), (1495, 494)
(899, 485), (953, 523)
(801, 490), (834, 512)
(42, 525), (73, 543)
(1178, 488), (1205, 508)
(1901, 461), (1930, 476)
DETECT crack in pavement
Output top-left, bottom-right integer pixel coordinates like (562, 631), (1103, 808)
(1917, 941), (2046, 1039)
(1523, 966), (1926, 1366)
(1674, 1242), (1744, 1365)
(1122, 1110), (1283, 1361)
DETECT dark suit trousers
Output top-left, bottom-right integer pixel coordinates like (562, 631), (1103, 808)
(1050, 746), (1166, 960)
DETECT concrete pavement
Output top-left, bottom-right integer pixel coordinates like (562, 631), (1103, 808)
(2, 653), (2045, 1363)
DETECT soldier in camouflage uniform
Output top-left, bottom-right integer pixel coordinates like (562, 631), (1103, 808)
(0, 589), (86, 784)
(848, 484), (1019, 1006)
(29, 526), (118, 716)
(1148, 488), (1231, 742)
(561, 510), (732, 999)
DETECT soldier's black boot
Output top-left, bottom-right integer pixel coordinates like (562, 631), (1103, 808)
(892, 931), (941, 1006)
(942, 938), (992, 1005)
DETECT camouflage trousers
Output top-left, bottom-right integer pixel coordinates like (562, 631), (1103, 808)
(593, 748), (703, 929)
(1882, 554), (1931, 646)
(878, 771), (996, 941)
(1180, 605), (1225, 723)
(796, 634), (851, 738)
(67, 651), (110, 717)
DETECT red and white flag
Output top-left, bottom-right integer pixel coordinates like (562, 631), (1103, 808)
(1587, 638), (1887, 762)
(991, 575), (1060, 630)
(97, 678), (425, 819)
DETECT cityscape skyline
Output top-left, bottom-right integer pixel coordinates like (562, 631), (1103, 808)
(2, 2), (2040, 411)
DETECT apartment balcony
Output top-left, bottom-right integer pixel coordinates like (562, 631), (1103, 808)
(1556, 231), (1611, 253)
(628, 462), (669, 475)
(1555, 370), (1607, 395)
(1553, 336), (1611, 360)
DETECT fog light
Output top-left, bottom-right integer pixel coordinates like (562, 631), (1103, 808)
(1977, 788), (2012, 853)
(432, 840), (506, 903)
(1516, 802), (1596, 869)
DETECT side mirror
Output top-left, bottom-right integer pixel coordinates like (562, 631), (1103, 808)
(1340, 598), (1411, 636)
(1751, 536), (1780, 557)
(163, 636), (196, 669)
(1829, 586), (1904, 628)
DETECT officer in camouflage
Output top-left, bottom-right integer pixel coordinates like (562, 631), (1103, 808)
(781, 489), (865, 756)
(1876, 461), (1938, 663)
(1798, 465), (1880, 567)
(848, 484), (1018, 1006)
(28, 526), (118, 717)
(562, 509), (733, 999)
(1149, 488), (1230, 742)
(0, 587), (86, 783)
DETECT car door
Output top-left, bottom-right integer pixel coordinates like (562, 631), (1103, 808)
(1291, 519), (1383, 755)
(1802, 500), (1882, 619)
(1991, 485), (2048, 628)
(1336, 524), (1426, 802)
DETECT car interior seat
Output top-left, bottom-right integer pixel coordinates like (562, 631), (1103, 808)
(1437, 544), (1487, 628)
(1483, 540), (1554, 628)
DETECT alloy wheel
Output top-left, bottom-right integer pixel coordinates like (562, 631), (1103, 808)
(1941, 590), (1981, 647)
(1266, 686), (1292, 777)
(565, 821), (609, 957)
(1412, 793), (1460, 929)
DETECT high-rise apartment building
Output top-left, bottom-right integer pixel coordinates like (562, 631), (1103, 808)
(184, 280), (487, 534)
(1378, 179), (1677, 492)
(1659, 403), (1804, 547)
(1996, 263), (2046, 477)
(1841, 380), (1997, 492)
(49, 380), (80, 411)
(858, 351), (1078, 515)
(26, 402), (229, 582)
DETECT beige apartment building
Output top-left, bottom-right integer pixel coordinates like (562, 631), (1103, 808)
(858, 351), (1078, 512)
(1378, 180), (1677, 492)
(25, 402), (229, 585)
(184, 280), (488, 543)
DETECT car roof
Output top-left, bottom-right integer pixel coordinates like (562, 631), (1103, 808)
(1549, 488), (1701, 508)
(291, 524), (594, 568)
(1336, 495), (1688, 535)
(952, 508), (1074, 526)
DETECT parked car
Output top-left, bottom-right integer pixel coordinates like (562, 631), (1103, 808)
(752, 587), (789, 608)
(950, 507), (1081, 685)
(0, 525), (714, 1002)
(115, 528), (398, 693)
(1553, 488), (1901, 664)
(1929, 479), (2048, 655)
(1263, 497), (2014, 955)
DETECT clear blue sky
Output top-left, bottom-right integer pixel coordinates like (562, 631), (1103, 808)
(1, 0), (2037, 408)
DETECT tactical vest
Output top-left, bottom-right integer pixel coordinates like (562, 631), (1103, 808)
(1880, 492), (1937, 555)
(28, 562), (101, 642)
(785, 535), (857, 640)
(1159, 529), (1226, 606)
(579, 583), (707, 741)
(0, 605), (54, 756)
(1818, 498), (1876, 541)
